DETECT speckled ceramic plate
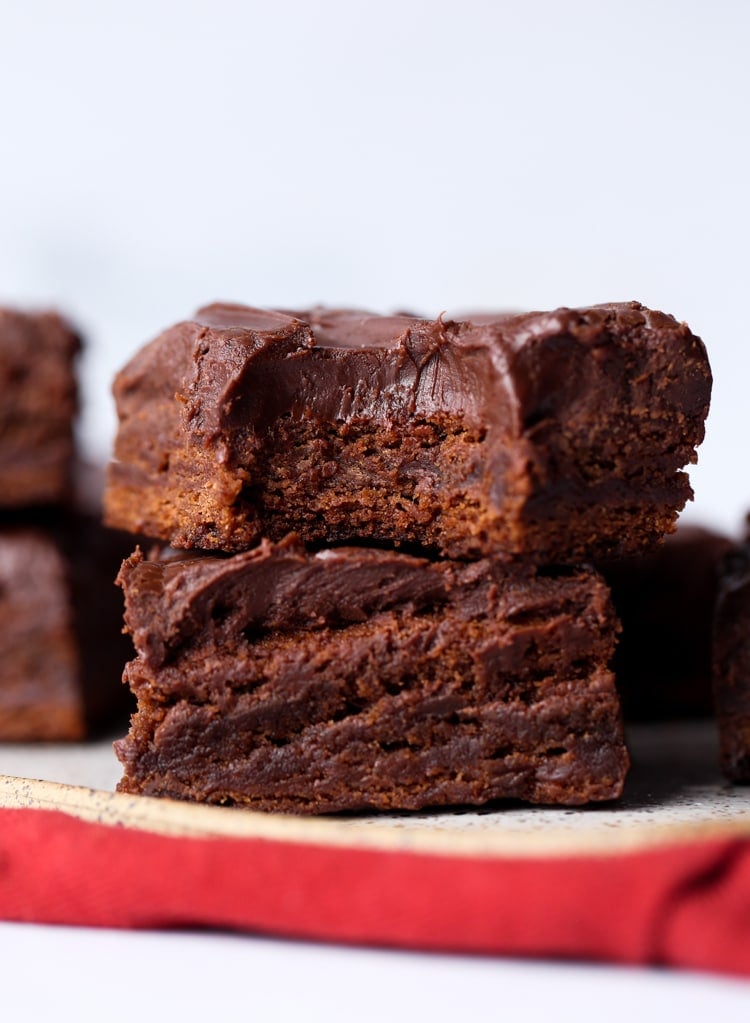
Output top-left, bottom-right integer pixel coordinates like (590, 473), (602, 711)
(0, 721), (748, 857)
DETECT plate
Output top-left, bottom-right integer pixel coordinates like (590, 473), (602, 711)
(1, 720), (749, 857)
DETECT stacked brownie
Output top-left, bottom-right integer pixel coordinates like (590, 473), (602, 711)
(0, 309), (132, 740)
(106, 301), (711, 812)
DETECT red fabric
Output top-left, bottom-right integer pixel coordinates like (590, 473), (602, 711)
(1, 807), (750, 977)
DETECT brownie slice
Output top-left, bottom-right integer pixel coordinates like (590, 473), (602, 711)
(0, 309), (80, 508)
(0, 529), (81, 739)
(713, 542), (750, 782)
(104, 301), (710, 563)
(601, 525), (732, 720)
(0, 516), (133, 741)
(115, 537), (628, 813)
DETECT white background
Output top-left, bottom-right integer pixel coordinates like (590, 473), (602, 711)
(1, 1), (750, 1017)
(1, 1), (749, 535)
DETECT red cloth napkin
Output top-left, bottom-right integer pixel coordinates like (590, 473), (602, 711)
(1, 807), (749, 977)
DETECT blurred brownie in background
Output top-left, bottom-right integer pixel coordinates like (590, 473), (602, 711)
(0, 307), (133, 741)
(601, 525), (731, 720)
(0, 309), (80, 508)
(0, 528), (81, 739)
(0, 514), (133, 740)
(713, 540), (750, 782)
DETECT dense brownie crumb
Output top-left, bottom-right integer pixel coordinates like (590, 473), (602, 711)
(115, 538), (628, 813)
(105, 301), (710, 563)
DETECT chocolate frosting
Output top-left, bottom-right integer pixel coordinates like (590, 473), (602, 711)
(120, 537), (448, 666)
(112, 300), (711, 460)
(119, 537), (606, 669)
(186, 305), (503, 440)
(184, 300), (709, 444)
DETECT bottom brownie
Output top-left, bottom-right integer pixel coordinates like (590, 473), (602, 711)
(115, 538), (628, 813)
(713, 542), (750, 782)
(0, 516), (133, 741)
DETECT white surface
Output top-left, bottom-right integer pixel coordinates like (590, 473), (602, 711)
(1, 1), (750, 1014)
(0, 923), (749, 1023)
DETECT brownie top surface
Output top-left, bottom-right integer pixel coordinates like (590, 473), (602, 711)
(119, 537), (609, 668)
(195, 304), (421, 349)
(192, 300), (691, 354)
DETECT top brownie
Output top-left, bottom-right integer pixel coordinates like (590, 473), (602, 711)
(105, 301), (710, 561)
(0, 309), (80, 508)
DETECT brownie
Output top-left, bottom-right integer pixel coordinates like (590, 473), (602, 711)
(104, 301), (710, 563)
(601, 525), (732, 720)
(0, 515), (133, 741)
(0, 309), (80, 508)
(713, 542), (750, 782)
(0, 529), (81, 739)
(114, 537), (628, 813)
